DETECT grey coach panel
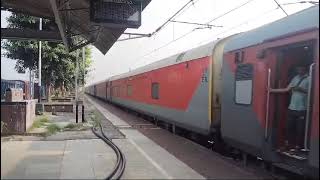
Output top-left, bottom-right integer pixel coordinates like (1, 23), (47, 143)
(221, 63), (264, 155)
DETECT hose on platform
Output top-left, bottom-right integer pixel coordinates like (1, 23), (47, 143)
(91, 123), (126, 179)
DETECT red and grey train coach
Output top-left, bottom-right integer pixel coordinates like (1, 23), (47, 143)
(86, 6), (319, 178)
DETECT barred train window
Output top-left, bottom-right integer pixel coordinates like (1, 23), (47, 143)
(235, 64), (253, 105)
(112, 86), (119, 97)
(127, 85), (132, 96)
(151, 82), (159, 99)
(112, 87), (115, 96)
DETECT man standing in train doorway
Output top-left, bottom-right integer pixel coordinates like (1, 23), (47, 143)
(270, 63), (310, 153)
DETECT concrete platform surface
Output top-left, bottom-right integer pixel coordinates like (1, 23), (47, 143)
(118, 129), (204, 179)
(1, 138), (203, 179)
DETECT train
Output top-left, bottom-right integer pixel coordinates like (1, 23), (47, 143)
(86, 6), (319, 178)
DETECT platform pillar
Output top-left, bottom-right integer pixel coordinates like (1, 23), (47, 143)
(82, 105), (85, 122)
(76, 103), (78, 123)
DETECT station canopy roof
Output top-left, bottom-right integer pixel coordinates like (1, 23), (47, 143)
(1, 0), (151, 54)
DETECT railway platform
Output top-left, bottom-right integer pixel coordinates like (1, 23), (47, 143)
(1, 98), (203, 179)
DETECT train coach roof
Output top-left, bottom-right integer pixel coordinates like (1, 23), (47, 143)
(87, 78), (110, 87)
(224, 5), (319, 52)
(109, 40), (218, 81)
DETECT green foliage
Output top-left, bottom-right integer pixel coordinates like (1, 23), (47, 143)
(46, 124), (61, 135)
(28, 115), (48, 131)
(2, 13), (92, 93)
(64, 123), (89, 131)
(89, 110), (102, 128)
(64, 123), (78, 129)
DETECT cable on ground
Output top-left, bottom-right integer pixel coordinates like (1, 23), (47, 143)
(91, 123), (126, 180)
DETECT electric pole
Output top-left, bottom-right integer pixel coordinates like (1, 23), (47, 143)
(75, 49), (79, 102)
(38, 18), (42, 102)
(82, 47), (85, 94)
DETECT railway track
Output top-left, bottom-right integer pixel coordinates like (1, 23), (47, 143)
(111, 105), (303, 180)
(91, 123), (126, 180)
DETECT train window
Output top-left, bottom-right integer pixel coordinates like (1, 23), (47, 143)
(235, 52), (240, 63)
(112, 86), (119, 97)
(241, 51), (245, 62)
(115, 87), (118, 97)
(127, 85), (132, 96)
(151, 82), (159, 99)
(235, 51), (245, 64)
(111, 87), (114, 96)
(117, 87), (120, 97)
(235, 64), (253, 105)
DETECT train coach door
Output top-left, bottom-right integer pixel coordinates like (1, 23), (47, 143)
(267, 41), (316, 160)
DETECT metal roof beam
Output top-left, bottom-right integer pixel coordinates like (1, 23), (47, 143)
(1, 28), (62, 42)
(49, 0), (70, 51)
(1, 1), (54, 20)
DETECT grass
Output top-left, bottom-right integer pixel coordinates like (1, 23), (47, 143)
(27, 106), (100, 136)
(90, 110), (102, 128)
(28, 115), (49, 131)
(64, 123), (89, 131)
(46, 124), (61, 136)
(64, 123), (78, 129)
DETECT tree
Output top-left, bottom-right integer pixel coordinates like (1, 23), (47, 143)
(2, 13), (92, 100)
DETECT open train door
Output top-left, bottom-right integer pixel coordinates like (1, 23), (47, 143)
(220, 6), (318, 177)
(263, 28), (319, 177)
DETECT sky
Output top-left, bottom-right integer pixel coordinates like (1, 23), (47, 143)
(1, 12), (30, 81)
(1, 0), (316, 84)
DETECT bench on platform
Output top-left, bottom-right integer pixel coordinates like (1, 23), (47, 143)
(43, 102), (73, 112)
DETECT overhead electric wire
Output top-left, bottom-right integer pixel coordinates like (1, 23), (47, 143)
(173, 0), (200, 19)
(136, 28), (196, 63)
(169, 20), (223, 28)
(206, 0), (256, 24)
(132, 0), (258, 66)
(196, 6), (281, 46)
(120, 0), (201, 41)
(197, 1), (319, 45)
(272, 0), (289, 16)
(118, 36), (148, 41)
(151, 0), (199, 36)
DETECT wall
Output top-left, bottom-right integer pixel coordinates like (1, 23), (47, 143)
(1, 100), (36, 133)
